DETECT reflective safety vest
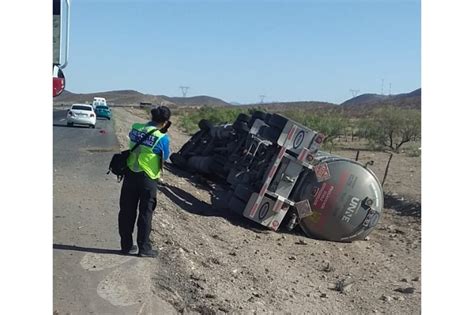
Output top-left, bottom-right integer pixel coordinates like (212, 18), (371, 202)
(126, 123), (166, 179)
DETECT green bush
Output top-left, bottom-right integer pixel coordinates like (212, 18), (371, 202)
(359, 106), (421, 152)
(404, 145), (422, 157)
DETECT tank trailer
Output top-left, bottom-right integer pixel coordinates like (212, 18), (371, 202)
(170, 111), (383, 242)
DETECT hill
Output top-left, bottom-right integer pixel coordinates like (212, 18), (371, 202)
(159, 95), (231, 107)
(53, 88), (421, 111)
(340, 88), (421, 110)
(53, 90), (231, 107)
(237, 101), (337, 112)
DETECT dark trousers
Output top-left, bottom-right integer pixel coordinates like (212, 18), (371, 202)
(119, 169), (157, 252)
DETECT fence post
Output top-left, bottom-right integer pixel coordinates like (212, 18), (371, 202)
(382, 153), (394, 187)
(355, 150), (360, 161)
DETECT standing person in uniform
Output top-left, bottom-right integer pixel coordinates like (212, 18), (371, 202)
(118, 106), (171, 257)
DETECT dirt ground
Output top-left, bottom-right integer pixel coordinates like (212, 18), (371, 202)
(112, 108), (421, 314)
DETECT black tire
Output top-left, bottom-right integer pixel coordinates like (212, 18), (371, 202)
(67, 122), (73, 127)
(232, 120), (249, 132)
(90, 124), (96, 129)
(259, 126), (281, 142)
(170, 153), (187, 169)
(179, 130), (204, 156)
(206, 156), (227, 175)
(267, 114), (288, 130)
(213, 155), (227, 165)
(228, 195), (247, 215)
(234, 184), (254, 202)
(198, 119), (213, 131)
(236, 113), (250, 123)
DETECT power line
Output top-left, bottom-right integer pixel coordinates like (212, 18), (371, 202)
(179, 86), (190, 97)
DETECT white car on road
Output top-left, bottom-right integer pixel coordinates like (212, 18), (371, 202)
(67, 104), (96, 128)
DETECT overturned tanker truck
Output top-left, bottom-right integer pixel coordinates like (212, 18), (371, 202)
(170, 111), (383, 242)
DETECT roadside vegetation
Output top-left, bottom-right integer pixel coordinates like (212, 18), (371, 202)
(176, 105), (421, 153)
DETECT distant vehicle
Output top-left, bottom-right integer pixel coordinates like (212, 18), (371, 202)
(93, 97), (106, 103)
(67, 104), (96, 128)
(95, 105), (111, 120)
(92, 97), (107, 109)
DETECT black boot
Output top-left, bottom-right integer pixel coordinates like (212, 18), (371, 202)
(120, 245), (138, 255)
(138, 249), (158, 258)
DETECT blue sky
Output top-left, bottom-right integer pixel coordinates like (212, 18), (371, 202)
(66, 0), (420, 104)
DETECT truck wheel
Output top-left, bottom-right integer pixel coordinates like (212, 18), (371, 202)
(236, 113), (250, 123)
(170, 153), (187, 169)
(207, 156), (227, 175)
(267, 114), (288, 130)
(67, 122), (73, 127)
(232, 120), (249, 132)
(234, 184), (254, 202)
(198, 119), (213, 131)
(228, 195), (247, 215)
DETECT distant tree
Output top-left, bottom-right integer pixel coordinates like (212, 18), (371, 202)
(360, 107), (421, 152)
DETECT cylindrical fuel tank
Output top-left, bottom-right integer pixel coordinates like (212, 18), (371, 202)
(292, 152), (383, 242)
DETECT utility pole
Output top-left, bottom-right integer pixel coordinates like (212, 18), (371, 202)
(259, 95), (266, 104)
(381, 78), (385, 95)
(179, 86), (190, 97)
(389, 83), (392, 96)
(349, 89), (360, 98)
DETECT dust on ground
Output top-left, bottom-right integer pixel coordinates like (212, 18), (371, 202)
(112, 107), (421, 314)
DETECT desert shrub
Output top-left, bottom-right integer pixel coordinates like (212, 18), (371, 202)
(359, 106), (421, 152)
(404, 145), (422, 157)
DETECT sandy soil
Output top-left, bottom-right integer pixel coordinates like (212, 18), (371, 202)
(112, 108), (421, 314)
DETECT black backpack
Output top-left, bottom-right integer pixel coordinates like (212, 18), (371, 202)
(108, 128), (158, 181)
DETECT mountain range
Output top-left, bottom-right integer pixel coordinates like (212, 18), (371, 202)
(340, 88), (421, 109)
(53, 88), (421, 110)
(53, 90), (231, 107)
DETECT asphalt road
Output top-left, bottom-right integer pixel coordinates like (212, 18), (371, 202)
(53, 110), (175, 314)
